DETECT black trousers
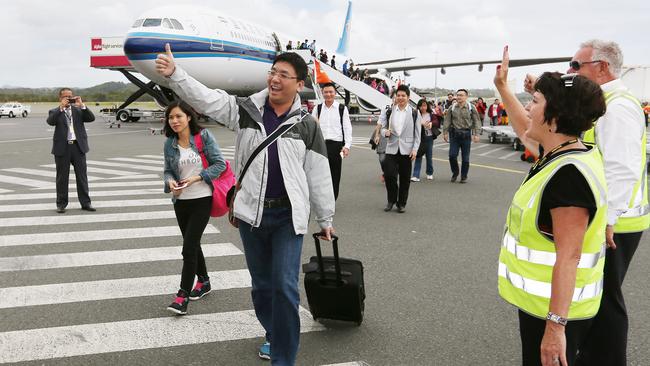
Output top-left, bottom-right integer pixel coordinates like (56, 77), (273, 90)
(54, 142), (90, 208)
(174, 196), (212, 292)
(325, 140), (344, 200)
(518, 310), (593, 366)
(575, 231), (643, 366)
(384, 152), (412, 207)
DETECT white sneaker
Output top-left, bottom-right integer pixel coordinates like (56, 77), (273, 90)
(426, 175), (434, 180)
(410, 177), (420, 182)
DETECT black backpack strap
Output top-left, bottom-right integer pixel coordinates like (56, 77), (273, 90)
(338, 103), (345, 142)
(239, 110), (308, 182)
(317, 104), (322, 119)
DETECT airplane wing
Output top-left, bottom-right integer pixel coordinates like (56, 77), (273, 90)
(354, 57), (415, 66)
(358, 57), (572, 73)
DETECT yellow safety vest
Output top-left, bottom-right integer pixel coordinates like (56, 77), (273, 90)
(498, 148), (608, 319)
(583, 91), (649, 233)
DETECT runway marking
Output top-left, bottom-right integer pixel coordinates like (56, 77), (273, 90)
(0, 225), (219, 248)
(0, 188), (163, 202)
(321, 363), (370, 366)
(0, 198), (170, 212)
(0, 174), (50, 188)
(0, 188), (13, 194)
(105, 173), (160, 179)
(499, 151), (521, 160)
(32, 180), (162, 190)
(40, 164), (137, 176)
(478, 146), (510, 156)
(136, 154), (163, 160)
(0, 209), (174, 227)
(0, 308), (323, 363)
(85, 160), (163, 172)
(1, 168), (101, 181)
(469, 143), (493, 150)
(0, 130), (148, 144)
(0, 243), (242, 271)
(0, 268), (246, 309)
(432, 158), (526, 174)
(108, 157), (164, 165)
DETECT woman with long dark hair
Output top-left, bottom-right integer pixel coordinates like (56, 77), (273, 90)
(411, 98), (435, 181)
(162, 100), (226, 315)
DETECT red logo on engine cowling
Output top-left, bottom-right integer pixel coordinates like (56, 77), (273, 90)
(91, 38), (102, 51)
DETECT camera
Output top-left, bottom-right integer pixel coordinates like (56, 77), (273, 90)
(68, 97), (77, 104)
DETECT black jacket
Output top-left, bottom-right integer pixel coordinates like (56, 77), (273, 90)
(46, 106), (95, 156)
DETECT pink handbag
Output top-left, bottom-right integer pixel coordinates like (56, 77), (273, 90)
(194, 132), (236, 217)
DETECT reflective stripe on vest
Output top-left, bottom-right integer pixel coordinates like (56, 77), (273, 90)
(498, 149), (607, 320)
(582, 90), (649, 233)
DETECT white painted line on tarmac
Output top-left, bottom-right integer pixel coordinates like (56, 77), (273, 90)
(499, 151), (521, 160)
(40, 164), (137, 176)
(105, 174), (160, 180)
(0, 243), (241, 271)
(478, 146), (510, 156)
(0, 268), (247, 309)
(0, 174), (50, 188)
(0, 188), (13, 194)
(321, 362), (370, 366)
(108, 157), (164, 165)
(85, 160), (163, 172)
(0, 198), (170, 212)
(136, 154), (163, 160)
(1, 168), (101, 181)
(0, 188), (163, 202)
(32, 181), (162, 190)
(0, 209), (175, 227)
(470, 143), (493, 150)
(0, 307), (323, 363)
(0, 225), (219, 247)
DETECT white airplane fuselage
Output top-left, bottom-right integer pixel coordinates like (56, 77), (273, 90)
(124, 6), (296, 95)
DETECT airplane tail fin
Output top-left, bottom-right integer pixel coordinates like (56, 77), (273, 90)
(335, 1), (352, 56)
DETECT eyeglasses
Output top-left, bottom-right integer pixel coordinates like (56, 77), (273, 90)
(267, 69), (298, 80)
(569, 60), (603, 71)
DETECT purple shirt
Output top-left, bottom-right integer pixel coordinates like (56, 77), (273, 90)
(262, 101), (288, 199)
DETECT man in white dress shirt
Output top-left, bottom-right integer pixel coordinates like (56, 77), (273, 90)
(562, 39), (649, 366)
(312, 83), (352, 200)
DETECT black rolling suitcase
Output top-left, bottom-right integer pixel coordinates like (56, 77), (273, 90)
(303, 233), (365, 325)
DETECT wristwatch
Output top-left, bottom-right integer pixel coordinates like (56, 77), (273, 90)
(546, 312), (568, 326)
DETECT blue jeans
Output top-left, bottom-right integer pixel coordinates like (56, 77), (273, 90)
(449, 129), (472, 179)
(413, 136), (434, 177)
(239, 207), (303, 366)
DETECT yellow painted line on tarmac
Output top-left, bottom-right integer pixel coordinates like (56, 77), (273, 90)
(353, 145), (527, 175)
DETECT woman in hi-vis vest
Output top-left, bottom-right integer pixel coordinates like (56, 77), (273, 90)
(494, 46), (608, 366)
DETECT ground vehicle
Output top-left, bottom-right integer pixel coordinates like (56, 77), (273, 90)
(0, 102), (31, 118)
(100, 106), (164, 123)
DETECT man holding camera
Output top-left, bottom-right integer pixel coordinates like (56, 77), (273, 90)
(47, 88), (96, 213)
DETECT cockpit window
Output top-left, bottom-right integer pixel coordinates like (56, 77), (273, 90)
(170, 19), (183, 30)
(162, 18), (173, 29)
(143, 18), (162, 27)
(131, 19), (144, 28)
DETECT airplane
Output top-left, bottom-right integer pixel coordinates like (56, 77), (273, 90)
(97, 1), (572, 119)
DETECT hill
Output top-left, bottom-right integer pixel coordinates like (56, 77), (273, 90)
(0, 82), (154, 103)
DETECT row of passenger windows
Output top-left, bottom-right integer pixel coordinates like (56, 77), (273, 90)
(230, 31), (274, 48)
(132, 18), (184, 30)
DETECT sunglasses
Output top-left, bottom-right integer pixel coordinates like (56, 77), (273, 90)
(569, 60), (603, 71)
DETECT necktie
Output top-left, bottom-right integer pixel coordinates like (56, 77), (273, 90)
(65, 108), (73, 141)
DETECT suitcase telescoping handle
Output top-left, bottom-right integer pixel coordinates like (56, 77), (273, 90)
(312, 233), (342, 285)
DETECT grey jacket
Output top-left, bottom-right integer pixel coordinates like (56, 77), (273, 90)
(379, 105), (421, 155)
(167, 67), (334, 234)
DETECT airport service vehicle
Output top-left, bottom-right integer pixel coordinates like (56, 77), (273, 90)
(0, 102), (31, 118)
(481, 125), (525, 150)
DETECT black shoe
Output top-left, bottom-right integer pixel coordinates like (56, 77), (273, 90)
(384, 202), (395, 212)
(81, 205), (96, 212)
(56, 207), (66, 214)
(397, 205), (406, 213)
(189, 280), (211, 301)
(451, 175), (458, 183)
(460, 177), (467, 184)
(167, 290), (189, 315)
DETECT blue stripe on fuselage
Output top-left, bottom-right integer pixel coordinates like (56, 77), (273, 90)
(124, 31), (276, 63)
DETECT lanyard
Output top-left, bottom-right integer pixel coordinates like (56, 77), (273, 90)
(530, 138), (579, 172)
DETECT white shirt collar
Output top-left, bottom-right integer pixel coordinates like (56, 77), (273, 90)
(600, 78), (624, 93)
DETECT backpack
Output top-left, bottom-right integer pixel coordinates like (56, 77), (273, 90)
(317, 103), (346, 141)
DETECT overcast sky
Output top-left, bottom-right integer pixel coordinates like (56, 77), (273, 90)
(1, 0), (649, 93)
